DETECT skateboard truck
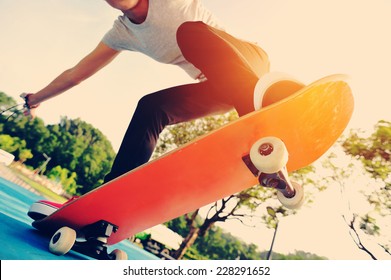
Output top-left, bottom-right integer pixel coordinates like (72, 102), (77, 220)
(48, 220), (128, 260)
(243, 136), (304, 209)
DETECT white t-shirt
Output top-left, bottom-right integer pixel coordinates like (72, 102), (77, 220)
(102, 0), (223, 80)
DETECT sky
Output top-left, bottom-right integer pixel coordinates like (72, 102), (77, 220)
(0, 0), (390, 260)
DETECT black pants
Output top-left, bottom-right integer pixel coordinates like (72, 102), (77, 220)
(104, 21), (269, 183)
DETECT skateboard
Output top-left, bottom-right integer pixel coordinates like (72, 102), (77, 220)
(31, 74), (354, 259)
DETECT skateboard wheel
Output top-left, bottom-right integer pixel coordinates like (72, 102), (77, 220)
(250, 137), (288, 174)
(160, 248), (171, 258)
(277, 181), (304, 209)
(49, 227), (76, 255)
(111, 249), (128, 260)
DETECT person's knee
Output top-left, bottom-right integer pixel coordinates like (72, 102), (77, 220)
(177, 21), (209, 65)
(177, 21), (204, 38)
(136, 94), (169, 128)
(176, 21), (206, 47)
(137, 94), (160, 113)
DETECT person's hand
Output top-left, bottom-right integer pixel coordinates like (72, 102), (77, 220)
(20, 93), (40, 119)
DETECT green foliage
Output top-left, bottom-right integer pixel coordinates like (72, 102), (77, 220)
(47, 166), (78, 195)
(182, 247), (206, 260)
(321, 121), (391, 258)
(260, 250), (327, 260)
(1, 91), (115, 194)
(343, 120), (390, 181)
(0, 91), (17, 124)
(0, 134), (22, 153)
(195, 227), (260, 260)
(359, 214), (380, 236)
(18, 148), (33, 163)
(167, 215), (326, 260)
(0, 134), (32, 163)
(45, 117), (115, 193)
(166, 215), (258, 259)
(0, 91), (16, 105)
(165, 213), (203, 238)
(343, 120), (391, 214)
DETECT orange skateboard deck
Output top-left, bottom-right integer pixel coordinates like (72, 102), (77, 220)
(32, 74), (354, 259)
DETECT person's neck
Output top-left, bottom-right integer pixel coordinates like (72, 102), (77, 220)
(125, 0), (149, 24)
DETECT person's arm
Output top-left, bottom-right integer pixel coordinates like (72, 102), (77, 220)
(24, 41), (120, 117)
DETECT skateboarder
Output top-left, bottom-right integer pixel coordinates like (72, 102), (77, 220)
(25, 0), (270, 217)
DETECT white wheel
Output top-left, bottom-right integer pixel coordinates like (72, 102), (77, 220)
(250, 137), (288, 174)
(49, 227), (76, 255)
(111, 249), (128, 260)
(160, 248), (171, 259)
(254, 72), (304, 110)
(161, 248), (170, 255)
(277, 182), (304, 209)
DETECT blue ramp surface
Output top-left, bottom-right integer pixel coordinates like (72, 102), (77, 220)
(0, 177), (158, 260)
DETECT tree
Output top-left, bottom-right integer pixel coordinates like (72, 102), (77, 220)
(0, 91), (18, 123)
(0, 134), (32, 163)
(1, 96), (51, 168)
(321, 120), (391, 259)
(47, 165), (78, 195)
(0, 91), (16, 107)
(0, 134), (21, 153)
(18, 149), (33, 164)
(259, 250), (326, 260)
(45, 117), (115, 193)
(166, 214), (326, 260)
(194, 227), (260, 259)
(343, 120), (391, 214)
(341, 120), (391, 258)
(169, 190), (263, 259)
(1, 92), (116, 193)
